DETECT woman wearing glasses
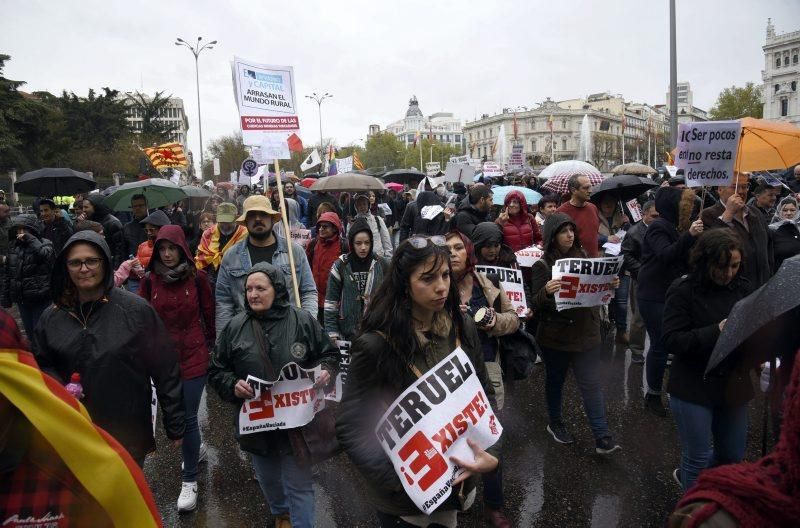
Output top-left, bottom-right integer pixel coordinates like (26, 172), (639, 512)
(337, 236), (501, 528)
(31, 230), (186, 468)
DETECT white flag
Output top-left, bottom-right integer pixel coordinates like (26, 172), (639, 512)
(301, 149), (322, 171)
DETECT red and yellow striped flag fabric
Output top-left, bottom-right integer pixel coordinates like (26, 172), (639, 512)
(0, 349), (163, 527)
(142, 142), (188, 169)
(353, 151), (364, 171)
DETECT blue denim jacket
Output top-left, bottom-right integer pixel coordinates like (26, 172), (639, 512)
(215, 235), (318, 335)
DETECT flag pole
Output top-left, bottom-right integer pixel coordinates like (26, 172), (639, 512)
(273, 158), (301, 309)
(419, 137), (423, 170)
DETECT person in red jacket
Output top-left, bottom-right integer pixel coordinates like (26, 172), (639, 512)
(306, 211), (347, 322)
(495, 190), (543, 251)
(139, 225), (215, 513)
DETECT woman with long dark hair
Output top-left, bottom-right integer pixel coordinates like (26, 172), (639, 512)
(529, 212), (622, 454)
(663, 229), (753, 490)
(336, 237), (500, 527)
(139, 225), (215, 512)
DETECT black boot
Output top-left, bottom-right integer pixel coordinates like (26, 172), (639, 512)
(645, 394), (667, 417)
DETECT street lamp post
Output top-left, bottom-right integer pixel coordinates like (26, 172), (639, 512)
(175, 36), (217, 179)
(305, 92), (332, 152)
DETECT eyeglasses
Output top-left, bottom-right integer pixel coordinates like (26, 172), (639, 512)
(318, 223), (335, 230)
(66, 257), (103, 271)
(407, 235), (447, 249)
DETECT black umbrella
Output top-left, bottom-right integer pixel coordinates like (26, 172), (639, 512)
(705, 255), (800, 375)
(590, 174), (657, 204)
(384, 168), (425, 183)
(16, 168), (96, 197)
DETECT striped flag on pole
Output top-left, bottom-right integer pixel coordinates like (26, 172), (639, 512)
(142, 142), (188, 169)
(353, 151), (364, 170)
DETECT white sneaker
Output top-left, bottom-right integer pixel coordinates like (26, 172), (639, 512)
(181, 442), (208, 471)
(177, 481), (198, 512)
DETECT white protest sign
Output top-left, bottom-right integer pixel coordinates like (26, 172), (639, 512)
(444, 162), (476, 183)
(665, 165), (678, 178)
(337, 156), (354, 174)
(231, 57), (299, 145)
(514, 245), (544, 268)
(258, 134), (291, 160)
(230, 171), (238, 183)
(551, 256), (623, 311)
(425, 162), (441, 176)
(675, 121), (741, 188)
(328, 340), (351, 402)
(626, 199), (642, 223)
(239, 363), (331, 435)
(421, 205), (444, 220)
(290, 228), (312, 248)
(375, 348), (502, 515)
(213, 158), (221, 176)
(508, 145), (524, 170)
(601, 230), (626, 257)
(378, 203), (393, 216)
(474, 265), (528, 317)
(449, 155), (469, 165)
(483, 162), (504, 177)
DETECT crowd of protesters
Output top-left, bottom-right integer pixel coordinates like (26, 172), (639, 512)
(1, 164), (800, 528)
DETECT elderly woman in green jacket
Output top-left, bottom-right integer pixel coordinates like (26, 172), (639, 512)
(208, 262), (338, 528)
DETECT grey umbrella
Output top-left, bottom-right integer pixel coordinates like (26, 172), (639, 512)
(180, 185), (212, 198)
(16, 168), (96, 197)
(611, 162), (657, 175)
(706, 255), (800, 374)
(310, 174), (385, 192)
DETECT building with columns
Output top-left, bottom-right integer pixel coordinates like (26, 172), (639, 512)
(463, 93), (670, 171)
(372, 96), (464, 151)
(762, 19), (800, 126)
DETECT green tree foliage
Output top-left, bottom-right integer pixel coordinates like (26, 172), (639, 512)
(709, 83), (763, 120)
(124, 91), (180, 147)
(363, 132), (404, 170)
(201, 131), (249, 181)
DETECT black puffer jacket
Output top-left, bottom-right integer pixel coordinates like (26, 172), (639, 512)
(453, 195), (488, 238)
(87, 194), (125, 268)
(399, 191), (451, 242)
(31, 231), (185, 460)
(1, 215), (55, 306)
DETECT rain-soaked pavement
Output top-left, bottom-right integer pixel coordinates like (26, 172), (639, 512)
(144, 339), (768, 527)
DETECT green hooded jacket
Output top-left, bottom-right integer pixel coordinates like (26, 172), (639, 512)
(208, 261), (338, 456)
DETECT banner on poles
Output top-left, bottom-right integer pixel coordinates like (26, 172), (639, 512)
(514, 245), (544, 267)
(675, 121), (741, 188)
(337, 156), (354, 174)
(425, 162), (441, 176)
(474, 265), (527, 316)
(375, 348), (502, 514)
(449, 155), (469, 165)
(508, 145), (524, 170)
(482, 162), (504, 177)
(551, 256), (623, 311)
(239, 363), (340, 435)
(231, 57), (300, 146)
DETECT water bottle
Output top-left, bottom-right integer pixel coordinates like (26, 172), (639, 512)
(65, 372), (84, 400)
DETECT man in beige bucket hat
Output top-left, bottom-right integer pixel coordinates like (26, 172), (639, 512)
(215, 195), (318, 334)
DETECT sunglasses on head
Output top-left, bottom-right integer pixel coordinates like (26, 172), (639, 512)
(407, 235), (447, 249)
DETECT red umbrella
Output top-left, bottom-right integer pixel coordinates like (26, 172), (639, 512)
(301, 177), (317, 188)
(385, 182), (404, 192)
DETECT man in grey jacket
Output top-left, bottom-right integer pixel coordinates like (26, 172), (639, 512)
(215, 195), (318, 335)
(621, 200), (658, 364)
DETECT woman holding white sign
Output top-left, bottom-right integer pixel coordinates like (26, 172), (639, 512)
(336, 237), (501, 528)
(208, 262), (338, 528)
(529, 212), (622, 454)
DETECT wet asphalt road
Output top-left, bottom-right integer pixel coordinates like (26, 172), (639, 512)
(143, 339), (767, 528)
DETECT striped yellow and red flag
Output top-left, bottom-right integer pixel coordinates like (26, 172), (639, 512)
(353, 151), (364, 171)
(0, 349), (163, 527)
(143, 142), (188, 169)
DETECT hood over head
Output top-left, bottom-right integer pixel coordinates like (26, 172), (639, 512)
(472, 222), (504, 250)
(654, 186), (695, 231)
(504, 190), (529, 215)
(316, 211), (343, 234)
(447, 229), (477, 273)
(140, 209), (171, 227)
(9, 214), (42, 239)
(348, 217), (373, 255)
(415, 191), (442, 209)
(770, 195), (800, 229)
(149, 225), (193, 270)
(51, 230), (114, 305)
(542, 212), (580, 254)
(86, 193), (113, 220)
(245, 261), (290, 316)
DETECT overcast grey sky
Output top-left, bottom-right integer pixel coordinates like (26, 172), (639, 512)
(3, 0), (798, 167)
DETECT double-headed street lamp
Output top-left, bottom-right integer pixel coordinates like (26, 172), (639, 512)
(305, 92), (332, 152)
(175, 36), (217, 178)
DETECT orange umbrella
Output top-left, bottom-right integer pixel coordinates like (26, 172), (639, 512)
(736, 118), (800, 172)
